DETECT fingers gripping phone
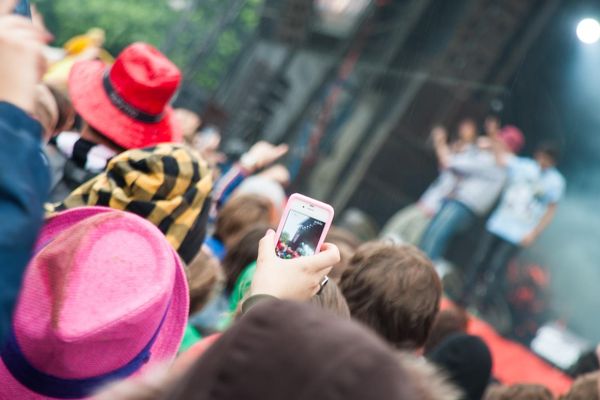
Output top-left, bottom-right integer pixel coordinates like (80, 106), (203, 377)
(274, 193), (334, 259)
(14, 0), (32, 18)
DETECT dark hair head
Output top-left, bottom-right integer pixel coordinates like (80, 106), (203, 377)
(215, 195), (273, 248)
(222, 224), (270, 293)
(424, 308), (469, 354)
(535, 142), (561, 163)
(339, 242), (442, 350)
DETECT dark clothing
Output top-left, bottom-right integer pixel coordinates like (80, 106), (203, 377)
(420, 199), (477, 261)
(427, 333), (493, 400)
(164, 300), (418, 400)
(45, 147), (98, 202)
(0, 102), (49, 344)
(460, 231), (521, 306)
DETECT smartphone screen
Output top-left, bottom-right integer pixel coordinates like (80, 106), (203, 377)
(276, 209), (326, 259)
(14, 0), (31, 18)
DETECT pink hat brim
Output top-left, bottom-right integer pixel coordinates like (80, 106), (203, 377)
(68, 61), (182, 150)
(0, 207), (189, 399)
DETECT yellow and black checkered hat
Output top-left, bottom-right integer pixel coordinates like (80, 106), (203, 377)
(48, 144), (213, 263)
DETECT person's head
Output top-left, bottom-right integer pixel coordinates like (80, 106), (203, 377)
(484, 384), (553, 400)
(161, 300), (421, 400)
(424, 307), (469, 354)
(560, 371), (600, 400)
(187, 250), (225, 316)
(215, 194), (274, 249)
(234, 176), (286, 221)
(0, 208), (188, 399)
(50, 144), (213, 263)
(458, 118), (478, 143)
(68, 42), (183, 152)
(325, 226), (361, 283)
(222, 224), (271, 293)
(173, 108), (201, 145)
(309, 280), (351, 319)
(535, 142), (561, 170)
(497, 125), (525, 154)
(427, 333), (493, 400)
(339, 242), (442, 350)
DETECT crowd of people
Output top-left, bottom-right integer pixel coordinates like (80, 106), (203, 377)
(0, 1), (598, 399)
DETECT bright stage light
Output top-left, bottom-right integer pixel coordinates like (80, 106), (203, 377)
(577, 18), (600, 44)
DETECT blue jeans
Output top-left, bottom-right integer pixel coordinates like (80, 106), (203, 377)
(420, 200), (477, 261)
(459, 231), (520, 306)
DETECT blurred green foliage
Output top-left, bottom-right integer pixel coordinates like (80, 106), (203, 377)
(34, 0), (263, 91)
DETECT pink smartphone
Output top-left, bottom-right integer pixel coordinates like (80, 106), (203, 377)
(274, 193), (334, 259)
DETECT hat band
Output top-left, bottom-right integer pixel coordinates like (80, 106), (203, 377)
(0, 301), (170, 399)
(103, 72), (165, 124)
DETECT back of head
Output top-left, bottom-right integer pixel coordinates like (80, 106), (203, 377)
(187, 250), (224, 315)
(424, 308), (469, 354)
(215, 194), (274, 248)
(561, 371), (600, 400)
(492, 384), (553, 400)
(535, 141), (561, 165)
(427, 333), (493, 400)
(222, 224), (270, 292)
(339, 241), (442, 350)
(161, 300), (418, 400)
(52, 143), (213, 264)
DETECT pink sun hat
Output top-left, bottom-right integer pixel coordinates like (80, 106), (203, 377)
(0, 207), (189, 399)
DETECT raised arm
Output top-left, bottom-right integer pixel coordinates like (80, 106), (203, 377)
(0, 5), (52, 343)
(431, 126), (451, 169)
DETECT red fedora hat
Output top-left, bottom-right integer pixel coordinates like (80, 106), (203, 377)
(68, 42), (183, 150)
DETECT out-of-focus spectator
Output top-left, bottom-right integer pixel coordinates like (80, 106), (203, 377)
(424, 308), (469, 354)
(47, 42), (183, 201)
(427, 333), (493, 400)
(0, 5), (52, 344)
(0, 208), (187, 399)
(161, 301), (422, 400)
(48, 144), (213, 264)
(206, 194), (275, 261)
(173, 108), (201, 146)
(559, 371), (600, 400)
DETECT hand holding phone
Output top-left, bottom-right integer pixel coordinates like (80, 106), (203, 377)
(251, 229), (340, 300)
(274, 193), (334, 259)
